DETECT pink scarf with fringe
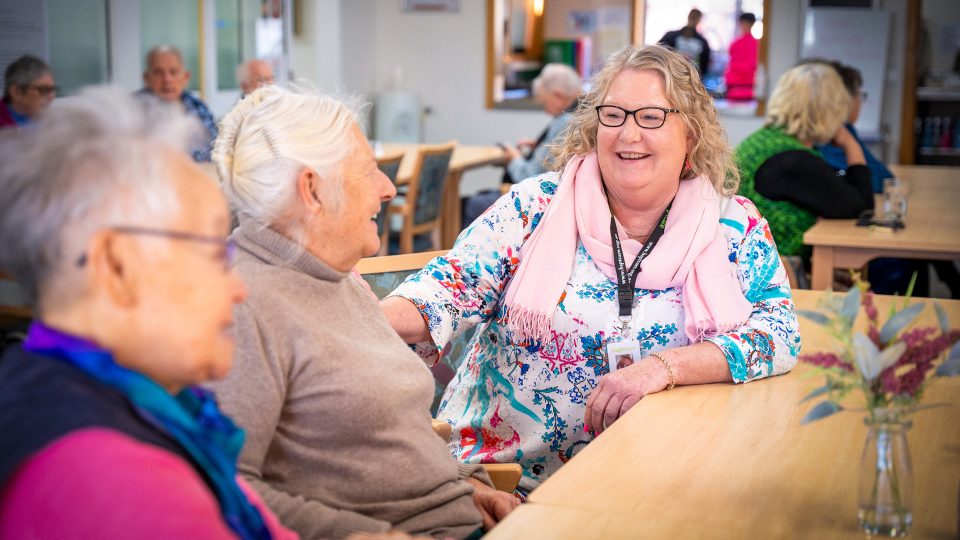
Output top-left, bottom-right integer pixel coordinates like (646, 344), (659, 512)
(501, 152), (752, 343)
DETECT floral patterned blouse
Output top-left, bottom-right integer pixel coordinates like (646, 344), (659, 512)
(389, 173), (800, 494)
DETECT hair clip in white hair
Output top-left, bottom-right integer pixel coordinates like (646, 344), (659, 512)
(260, 127), (281, 160)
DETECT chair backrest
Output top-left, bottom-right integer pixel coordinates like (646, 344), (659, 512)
(408, 141), (455, 227)
(780, 255), (804, 290)
(375, 151), (404, 242)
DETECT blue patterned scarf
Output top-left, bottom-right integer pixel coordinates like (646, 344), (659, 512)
(23, 322), (271, 540)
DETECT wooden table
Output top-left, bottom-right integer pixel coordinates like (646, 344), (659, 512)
(382, 143), (504, 249)
(803, 165), (960, 290)
(487, 289), (960, 539)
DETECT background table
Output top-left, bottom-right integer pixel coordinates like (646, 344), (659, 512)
(382, 143), (504, 248)
(803, 165), (960, 290)
(487, 289), (960, 539)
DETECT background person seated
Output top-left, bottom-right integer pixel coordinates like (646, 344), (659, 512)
(0, 86), (293, 539)
(207, 86), (518, 540)
(808, 59), (893, 194)
(810, 59), (960, 297)
(1, 55), (56, 129)
(237, 59), (275, 97)
(463, 63), (581, 228)
(137, 45), (217, 162)
(735, 63), (874, 269)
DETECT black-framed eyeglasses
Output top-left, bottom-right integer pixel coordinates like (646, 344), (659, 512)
(595, 105), (681, 129)
(24, 84), (58, 97)
(76, 226), (235, 270)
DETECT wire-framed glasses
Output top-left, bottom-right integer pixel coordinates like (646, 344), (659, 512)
(75, 226), (235, 270)
(25, 84), (59, 97)
(595, 105), (681, 129)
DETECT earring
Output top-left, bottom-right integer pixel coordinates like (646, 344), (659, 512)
(682, 155), (693, 176)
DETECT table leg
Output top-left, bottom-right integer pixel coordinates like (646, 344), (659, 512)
(810, 246), (835, 290)
(441, 170), (464, 249)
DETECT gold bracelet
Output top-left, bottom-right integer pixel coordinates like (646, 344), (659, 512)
(649, 352), (675, 391)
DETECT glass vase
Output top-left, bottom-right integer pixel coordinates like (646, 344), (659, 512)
(858, 410), (913, 537)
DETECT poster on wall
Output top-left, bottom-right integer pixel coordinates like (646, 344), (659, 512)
(402, 0), (459, 12)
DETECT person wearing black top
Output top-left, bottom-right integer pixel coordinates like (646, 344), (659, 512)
(735, 63), (873, 278)
(659, 9), (711, 75)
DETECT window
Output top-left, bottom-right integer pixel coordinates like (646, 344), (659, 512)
(47, 0), (109, 95)
(487, 0), (767, 114)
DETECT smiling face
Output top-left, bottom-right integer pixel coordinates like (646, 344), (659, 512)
(306, 125), (396, 271)
(596, 69), (691, 210)
(143, 52), (190, 102)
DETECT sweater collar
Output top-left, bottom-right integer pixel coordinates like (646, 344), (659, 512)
(233, 216), (347, 282)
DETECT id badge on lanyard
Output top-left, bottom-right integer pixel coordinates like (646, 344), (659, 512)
(605, 202), (671, 373)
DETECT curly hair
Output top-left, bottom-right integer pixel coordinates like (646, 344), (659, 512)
(551, 44), (739, 195)
(765, 63), (850, 145)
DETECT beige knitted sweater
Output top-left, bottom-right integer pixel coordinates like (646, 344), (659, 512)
(207, 219), (484, 540)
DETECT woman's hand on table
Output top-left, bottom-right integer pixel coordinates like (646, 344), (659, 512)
(584, 342), (732, 436)
(584, 355), (672, 436)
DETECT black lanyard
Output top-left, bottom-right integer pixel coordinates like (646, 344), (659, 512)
(610, 201), (672, 320)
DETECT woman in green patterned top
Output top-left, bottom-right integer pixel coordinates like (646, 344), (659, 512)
(734, 63), (873, 261)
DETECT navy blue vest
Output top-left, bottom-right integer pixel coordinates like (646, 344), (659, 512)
(0, 345), (202, 488)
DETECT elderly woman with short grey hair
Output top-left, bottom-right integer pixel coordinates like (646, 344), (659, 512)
(0, 87), (294, 539)
(207, 85), (518, 540)
(463, 62), (582, 226)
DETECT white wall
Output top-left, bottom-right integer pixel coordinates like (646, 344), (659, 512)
(291, 0), (342, 92)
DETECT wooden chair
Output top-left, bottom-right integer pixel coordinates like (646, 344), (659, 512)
(780, 255), (800, 290)
(375, 151), (405, 255)
(388, 141), (456, 254)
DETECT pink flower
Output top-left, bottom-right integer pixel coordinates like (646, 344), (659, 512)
(801, 351), (853, 372)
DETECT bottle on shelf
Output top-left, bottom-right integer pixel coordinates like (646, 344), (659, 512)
(920, 117), (932, 149)
(953, 116), (960, 149)
(941, 117), (952, 149)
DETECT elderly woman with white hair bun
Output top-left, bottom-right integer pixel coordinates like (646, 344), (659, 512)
(0, 87), (294, 539)
(206, 86), (518, 540)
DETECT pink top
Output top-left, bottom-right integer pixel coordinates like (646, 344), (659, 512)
(725, 33), (758, 101)
(0, 428), (298, 540)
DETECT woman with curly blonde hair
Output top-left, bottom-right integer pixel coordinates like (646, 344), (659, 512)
(382, 45), (799, 497)
(735, 62), (873, 259)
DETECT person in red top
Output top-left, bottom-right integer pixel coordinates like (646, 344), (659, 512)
(724, 13), (758, 102)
